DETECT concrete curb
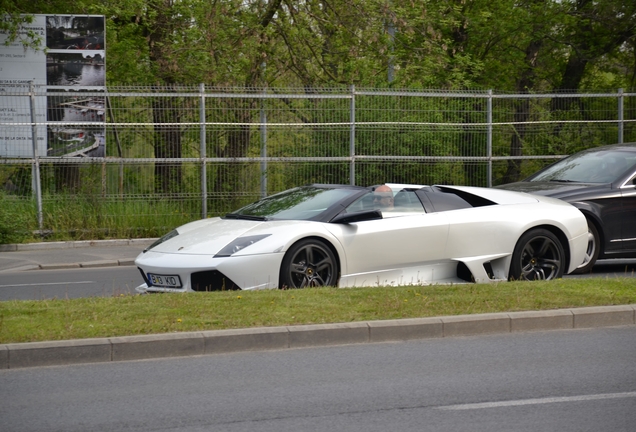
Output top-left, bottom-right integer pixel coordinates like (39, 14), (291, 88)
(0, 238), (157, 253)
(37, 259), (137, 271)
(0, 239), (155, 272)
(1, 304), (634, 369)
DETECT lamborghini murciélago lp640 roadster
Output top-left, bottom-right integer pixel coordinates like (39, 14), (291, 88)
(134, 183), (588, 292)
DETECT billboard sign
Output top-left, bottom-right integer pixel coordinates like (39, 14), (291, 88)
(0, 14), (105, 158)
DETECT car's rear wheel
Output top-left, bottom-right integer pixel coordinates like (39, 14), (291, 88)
(279, 239), (339, 288)
(509, 228), (565, 281)
(571, 221), (600, 274)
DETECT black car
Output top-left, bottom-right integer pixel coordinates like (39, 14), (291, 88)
(496, 143), (636, 273)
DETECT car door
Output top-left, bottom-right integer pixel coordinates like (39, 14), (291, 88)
(334, 213), (450, 276)
(620, 172), (636, 253)
(589, 189), (625, 255)
(326, 190), (450, 278)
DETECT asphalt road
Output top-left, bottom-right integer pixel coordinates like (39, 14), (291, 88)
(1, 326), (635, 432)
(0, 267), (141, 300)
(568, 259), (636, 279)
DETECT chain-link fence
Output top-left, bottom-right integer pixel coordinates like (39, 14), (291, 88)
(1, 85), (635, 240)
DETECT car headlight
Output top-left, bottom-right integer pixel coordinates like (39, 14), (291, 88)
(144, 229), (179, 252)
(215, 234), (271, 257)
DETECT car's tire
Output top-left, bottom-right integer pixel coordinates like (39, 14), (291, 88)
(509, 228), (565, 281)
(571, 221), (600, 274)
(279, 239), (339, 288)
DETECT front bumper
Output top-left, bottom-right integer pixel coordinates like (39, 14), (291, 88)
(135, 250), (285, 292)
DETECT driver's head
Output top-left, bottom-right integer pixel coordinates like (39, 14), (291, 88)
(373, 185), (394, 209)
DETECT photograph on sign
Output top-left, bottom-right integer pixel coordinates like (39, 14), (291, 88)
(46, 15), (104, 50)
(46, 91), (104, 157)
(46, 52), (105, 87)
(45, 15), (106, 157)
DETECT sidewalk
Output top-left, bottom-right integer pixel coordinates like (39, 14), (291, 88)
(0, 239), (156, 273)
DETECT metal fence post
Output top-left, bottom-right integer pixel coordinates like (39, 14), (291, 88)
(618, 88), (624, 144)
(199, 83), (207, 219)
(487, 89), (493, 187)
(260, 87), (268, 198)
(28, 81), (43, 233)
(350, 85), (356, 185)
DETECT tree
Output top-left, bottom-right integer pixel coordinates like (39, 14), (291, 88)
(553, 0), (636, 94)
(3, 0), (636, 192)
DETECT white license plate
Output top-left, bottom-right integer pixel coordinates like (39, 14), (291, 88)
(148, 273), (182, 288)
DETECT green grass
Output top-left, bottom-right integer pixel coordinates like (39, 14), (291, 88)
(0, 192), (197, 243)
(0, 195), (34, 244)
(1, 278), (635, 344)
(40, 196), (196, 241)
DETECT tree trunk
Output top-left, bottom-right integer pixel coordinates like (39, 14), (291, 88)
(503, 39), (543, 184)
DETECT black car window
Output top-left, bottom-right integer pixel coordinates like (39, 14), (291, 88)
(623, 171), (636, 188)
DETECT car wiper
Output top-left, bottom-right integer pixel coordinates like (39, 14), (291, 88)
(547, 179), (576, 183)
(223, 213), (267, 221)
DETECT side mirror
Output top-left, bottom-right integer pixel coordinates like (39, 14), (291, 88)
(330, 210), (383, 224)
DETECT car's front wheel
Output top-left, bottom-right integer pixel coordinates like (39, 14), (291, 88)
(571, 221), (600, 274)
(279, 239), (339, 288)
(509, 228), (565, 281)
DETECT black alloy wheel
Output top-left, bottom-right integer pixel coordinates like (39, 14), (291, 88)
(509, 228), (565, 281)
(280, 239), (339, 288)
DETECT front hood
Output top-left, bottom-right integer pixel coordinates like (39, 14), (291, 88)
(496, 181), (610, 200)
(146, 218), (268, 255)
(141, 218), (322, 256)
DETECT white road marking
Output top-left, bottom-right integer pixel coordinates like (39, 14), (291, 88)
(436, 392), (636, 410)
(0, 281), (94, 288)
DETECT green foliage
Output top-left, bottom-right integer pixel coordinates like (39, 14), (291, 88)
(0, 193), (34, 244)
(36, 194), (198, 241)
(2, 0), (634, 90)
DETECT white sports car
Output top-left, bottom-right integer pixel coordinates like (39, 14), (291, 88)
(135, 183), (588, 292)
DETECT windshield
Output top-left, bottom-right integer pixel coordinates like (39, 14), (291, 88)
(227, 186), (363, 220)
(530, 149), (636, 184)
